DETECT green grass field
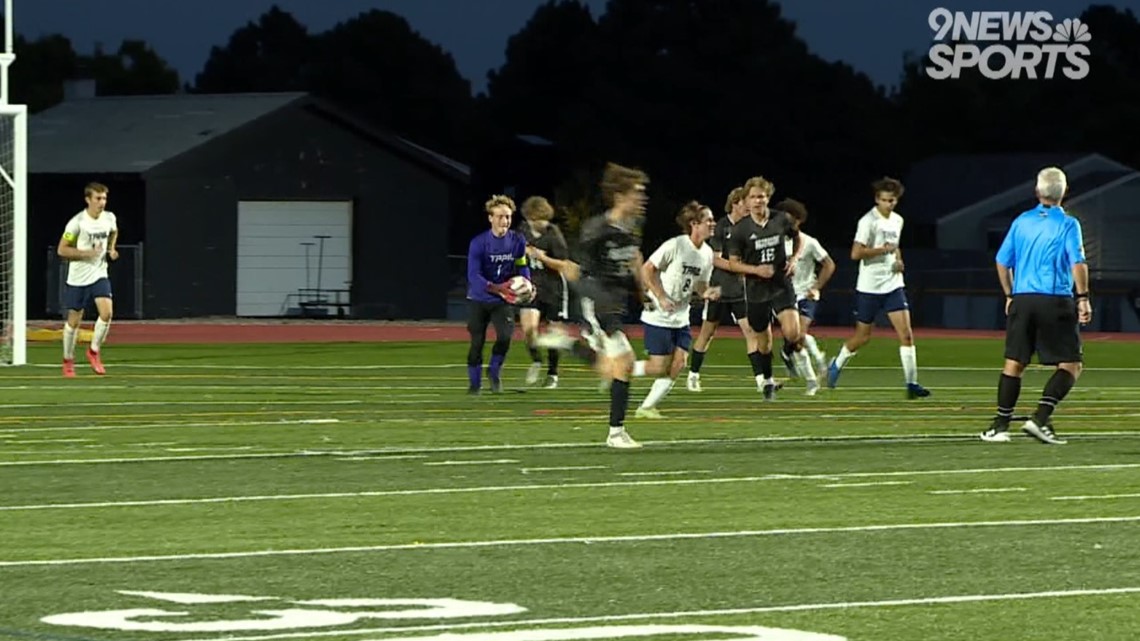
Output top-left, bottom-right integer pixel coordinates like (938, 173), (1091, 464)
(2, 336), (1139, 641)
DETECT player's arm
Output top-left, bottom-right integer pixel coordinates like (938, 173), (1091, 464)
(640, 242), (677, 311)
(994, 221), (1018, 314)
(514, 236), (531, 280)
(892, 247), (905, 273)
(107, 228), (120, 261)
(57, 227), (98, 260)
(814, 255), (836, 291)
(784, 226), (802, 276)
(1066, 218), (1092, 323)
(726, 229), (771, 278)
(849, 216), (893, 260)
(694, 258), (719, 300)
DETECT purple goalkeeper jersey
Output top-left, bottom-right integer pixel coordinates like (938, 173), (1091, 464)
(466, 229), (531, 303)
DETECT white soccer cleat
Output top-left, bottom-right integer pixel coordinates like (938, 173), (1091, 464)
(805, 380), (820, 396)
(525, 361), (542, 385)
(543, 374), (559, 389)
(686, 372), (702, 392)
(814, 353), (828, 379)
(635, 407), (664, 419)
(606, 430), (643, 449)
(1022, 419), (1066, 445)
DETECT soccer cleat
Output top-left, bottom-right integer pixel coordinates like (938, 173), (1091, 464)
(543, 374), (559, 389)
(487, 370), (502, 393)
(467, 385), (481, 395)
(686, 372), (702, 392)
(1022, 419), (1066, 445)
(805, 379), (820, 396)
(62, 359), (76, 378)
(635, 407), (664, 419)
(779, 350), (798, 379)
(826, 358), (842, 389)
(525, 361), (542, 385)
(906, 383), (931, 399)
(980, 418), (1011, 443)
(85, 348), (106, 376)
(606, 430), (643, 449)
(762, 381), (777, 402)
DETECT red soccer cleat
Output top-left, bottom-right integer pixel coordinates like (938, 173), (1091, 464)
(85, 348), (106, 376)
(62, 359), (76, 378)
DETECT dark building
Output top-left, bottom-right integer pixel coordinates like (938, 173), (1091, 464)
(30, 90), (470, 320)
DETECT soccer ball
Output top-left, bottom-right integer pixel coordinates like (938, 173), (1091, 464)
(508, 275), (537, 304)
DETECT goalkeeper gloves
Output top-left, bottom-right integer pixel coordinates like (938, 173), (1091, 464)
(487, 281), (518, 304)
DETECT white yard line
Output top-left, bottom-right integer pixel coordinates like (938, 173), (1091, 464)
(178, 586), (1140, 641)
(2, 515), (1137, 568)
(20, 362), (1140, 371)
(0, 399), (364, 409)
(521, 466), (608, 473)
(821, 481), (914, 488)
(929, 488), (1028, 495)
(423, 459), (520, 466)
(1, 463), (1138, 513)
(0, 417), (341, 440)
(617, 471), (711, 477)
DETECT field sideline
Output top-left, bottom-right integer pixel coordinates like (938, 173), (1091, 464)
(2, 327), (1139, 641)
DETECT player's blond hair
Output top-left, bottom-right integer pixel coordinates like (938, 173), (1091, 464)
(484, 194), (516, 214)
(742, 176), (775, 198)
(600, 162), (649, 207)
(1036, 167), (1067, 202)
(871, 176), (905, 198)
(724, 186), (745, 214)
(85, 182), (109, 198)
(521, 196), (554, 222)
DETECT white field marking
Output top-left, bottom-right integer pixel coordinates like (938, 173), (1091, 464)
(0, 462), (1136, 513)
(176, 586), (1140, 641)
(821, 481), (914, 488)
(4, 515), (1139, 568)
(5, 433), (1140, 467)
(131, 442), (181, 447)
(22, 362), (1140, 371)
(521, 466), (608, 474)
(0, 399), (364, 410)
(0, 417), (342, 436)
(6, 438), (93, 444)
(164, 446), (256, 453)
(1052, 493), (1140, 501)
(336, 454), (429, 462)
(617, 470), (712, 477)
(423, 459), (520, 467)
(929, 488), (1028, 495)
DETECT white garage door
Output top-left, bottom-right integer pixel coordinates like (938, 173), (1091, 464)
(236, 201), (353, 317)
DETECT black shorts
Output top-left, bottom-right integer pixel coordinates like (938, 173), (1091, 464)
(575, 278), (629, 336)
(467, 300), (514, 339)
(745, 284), (796, 329)
(702, 298), (746, 325)
(518, 297), (567, 322)
(1004, 294), (1082, 365)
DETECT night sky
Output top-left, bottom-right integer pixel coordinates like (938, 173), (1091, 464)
(14, 0), (1112, 91)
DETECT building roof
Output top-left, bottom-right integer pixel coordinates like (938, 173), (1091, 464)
(30, 92), (309, 174)
(901, 152), (1089, 224)
(29, 91), (471, 182)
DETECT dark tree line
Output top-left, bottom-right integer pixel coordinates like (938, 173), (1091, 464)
(8, 1), (1140, 248)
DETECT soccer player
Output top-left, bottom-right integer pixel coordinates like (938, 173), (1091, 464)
(777, 198), (835, 382)
(465, 194), (530, 394)
(686, 187), (760, 393)
(518, 196), (577, 389)
(57, 182), (118, 377)
(826, 177), (931, 399)
(981, 167), (1091, 445)
(563, 162), (650, 449)
(727, 175), (810, 399)
(635, 202), (718, 418)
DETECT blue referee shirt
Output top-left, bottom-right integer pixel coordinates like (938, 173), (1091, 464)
(995, 204), (1086, 296)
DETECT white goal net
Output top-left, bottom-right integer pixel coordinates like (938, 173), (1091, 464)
(1, 0), (28, 365)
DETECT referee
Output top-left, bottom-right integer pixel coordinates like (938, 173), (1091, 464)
(981, 167), (1092, 445)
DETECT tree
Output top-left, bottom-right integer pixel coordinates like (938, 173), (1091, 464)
(194, 5), (313, 93)
(8, 32), (80, 112)
(88, 40), (180, 96)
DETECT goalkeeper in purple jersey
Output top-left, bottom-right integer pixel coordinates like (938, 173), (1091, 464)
(465, 194), (530, 394)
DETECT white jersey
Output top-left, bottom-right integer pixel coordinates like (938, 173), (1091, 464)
(640, 235), (714, 328)
(791, 232), (830, 300)
(854, 208), (904, 294)
(63, 210), (118, 286)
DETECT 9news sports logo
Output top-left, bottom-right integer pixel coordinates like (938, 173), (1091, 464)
(925, 8), (1091, 80)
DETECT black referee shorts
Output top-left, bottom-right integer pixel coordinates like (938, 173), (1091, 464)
(1004, 294), (1082, 365)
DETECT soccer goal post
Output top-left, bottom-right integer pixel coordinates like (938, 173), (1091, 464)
(0, 0), (28, 365)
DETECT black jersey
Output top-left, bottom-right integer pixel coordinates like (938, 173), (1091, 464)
(707, 215), (745, 302)
(577, 213), (640, 294)
(521, 220), (569, 303)
(727, 209), (798, 301)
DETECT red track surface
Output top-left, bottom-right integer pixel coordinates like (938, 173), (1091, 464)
(33, 321), (1139, 344)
